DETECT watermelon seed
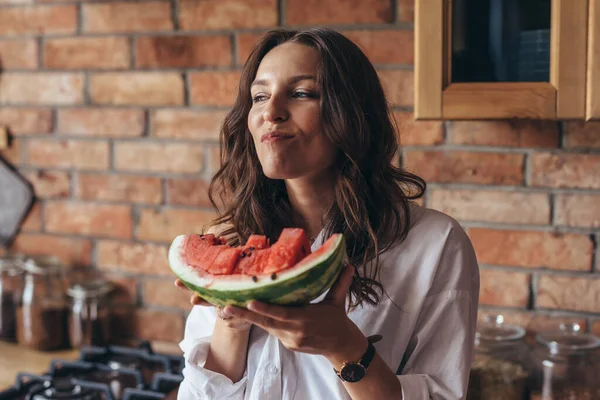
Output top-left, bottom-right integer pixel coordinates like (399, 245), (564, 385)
(271, 273), (277, 280)
(240, 251), (246, 258)
(248, 246), (255, 251)
(252, 276), (258, 282)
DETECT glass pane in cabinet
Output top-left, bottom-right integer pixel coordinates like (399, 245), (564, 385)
(452, 0), (551, 83)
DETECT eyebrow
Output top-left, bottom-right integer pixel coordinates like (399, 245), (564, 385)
(251, 74), (317, 88)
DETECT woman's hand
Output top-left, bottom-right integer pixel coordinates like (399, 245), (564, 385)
(174, 279), (252, 331)
(224, 264), (367, 361)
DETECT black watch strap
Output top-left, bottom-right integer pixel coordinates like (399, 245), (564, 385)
(360, 341), (376, 369)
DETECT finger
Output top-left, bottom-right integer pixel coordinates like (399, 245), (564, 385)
(226, 306), (286, 330)
(247, 301), (303, 321)
(174, 279), (187, 289)
(190, 294), (210, 306)
(324, 263), (354, 307)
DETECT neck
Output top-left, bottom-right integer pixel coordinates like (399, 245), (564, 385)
(285, 171), (336, 240)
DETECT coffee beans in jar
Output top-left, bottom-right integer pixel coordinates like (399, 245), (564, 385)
(16, 255), (68, 351)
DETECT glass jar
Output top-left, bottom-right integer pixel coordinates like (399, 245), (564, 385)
(0, 253), (25, 341)
(530, 323), (600, 400)
(16, 255), (68, 351)
(67, 279), (112, 348)
(467, 315), (533, 400)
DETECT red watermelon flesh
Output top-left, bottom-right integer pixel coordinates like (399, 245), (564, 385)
(182, 228), (311, 276)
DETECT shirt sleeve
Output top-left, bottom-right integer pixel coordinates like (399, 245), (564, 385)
(397, 229), (480, 400)
(177, 305), (248, 400)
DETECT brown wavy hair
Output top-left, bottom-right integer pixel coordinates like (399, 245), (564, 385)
(208, 28), (426, 309)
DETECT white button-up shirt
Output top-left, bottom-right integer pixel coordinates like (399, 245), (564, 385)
(178, 206), (480, 400)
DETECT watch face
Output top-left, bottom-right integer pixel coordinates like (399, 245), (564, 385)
(340, 363), (367, 382)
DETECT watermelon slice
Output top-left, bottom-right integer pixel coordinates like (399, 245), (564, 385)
(168, 228), (346, 307)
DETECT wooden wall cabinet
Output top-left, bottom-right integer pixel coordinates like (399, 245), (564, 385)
(415, 0), (599, 120)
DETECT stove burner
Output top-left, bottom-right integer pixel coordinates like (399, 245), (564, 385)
(0, 342), (184, 400)
(27, 377), (101, 400)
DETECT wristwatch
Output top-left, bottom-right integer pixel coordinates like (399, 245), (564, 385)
(333, 341), (376, 383)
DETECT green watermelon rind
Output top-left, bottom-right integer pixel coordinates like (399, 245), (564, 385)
(168, 234), (346, 307)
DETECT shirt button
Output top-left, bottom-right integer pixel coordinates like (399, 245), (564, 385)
(266, 364), (278, 375)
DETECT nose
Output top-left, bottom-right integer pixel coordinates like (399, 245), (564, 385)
(263, 96), (290, 123)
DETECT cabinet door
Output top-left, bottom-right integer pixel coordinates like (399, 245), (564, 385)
(415, 0), (588, 120)
(587, 0), (600, 120)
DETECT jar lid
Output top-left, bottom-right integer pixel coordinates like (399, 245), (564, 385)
(537, 323), (600, 354)
(68, 280), (112, 299)
(23, 255), (63, 275)
(0, 253), (25, 274)
(476, 315), (526, 343)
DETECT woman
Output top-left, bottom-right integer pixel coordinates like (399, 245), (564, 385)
(175, 27), (480, 400)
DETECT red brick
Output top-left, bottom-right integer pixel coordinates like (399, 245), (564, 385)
(23, 170), (71, 198)
(393, 112), (444, 145)
(90, 73), (184, 106)
(114, 142), (204, 174)
(136, 207), (215, 243)
(0, 138), (21, 164)
(555, 194), (600, 228)
(469, 228), (593, 271)
(0, 73), (84, 105)
(377, 69), (413, 107)
(44, 37), (130, 70)
(10, 234), (93, 268)
(448, 121), (560, 148)
(179, 0), (277, 30)
(20, 202), (42, 232)
(133, 309), (184, 343)
(58, 108), (145, 137)
(479, 269), (530, 307)
(143, 279), (192, 310)
(167, 178), (212, 207)
(189, 71), (241, 106)
(77, 173), (162, 204)
(0, 108), (53, 135)
(397, 0), (414, 22)
(287, 0), (393, 25)
(207, 145), (221, 175)
(403, 151), (524, 185)
(97, 240), (170, 276)
(237, 32), (265, 65)
(136, 35), (232, 68)
(0, 5), (77, 35)
(151, 109), (225, 140)
(344, 30), (413, 64)
(564, 121), (600, 148)
(0, 39), (38, 69)
(84, 2), (173, 33)
(537, 275), (600, 313)
(531, 153), (600, 189)
(45, 201), (132, 238)
(429, 189), (550, 225)
(27, 139), (109, 170)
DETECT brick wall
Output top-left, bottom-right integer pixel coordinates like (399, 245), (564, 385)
(0, 0), (599, 345)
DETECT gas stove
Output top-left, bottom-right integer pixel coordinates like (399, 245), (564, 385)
(0, 342), (183, 400)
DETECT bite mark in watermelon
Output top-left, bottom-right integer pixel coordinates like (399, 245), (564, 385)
(168, 228), (346, 307)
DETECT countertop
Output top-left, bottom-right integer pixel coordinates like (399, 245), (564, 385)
(0, 340), (182, 390)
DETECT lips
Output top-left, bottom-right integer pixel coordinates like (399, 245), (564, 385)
(260, 131), (295, 143)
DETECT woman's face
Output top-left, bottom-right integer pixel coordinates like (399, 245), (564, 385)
(248, 42), (337, 180)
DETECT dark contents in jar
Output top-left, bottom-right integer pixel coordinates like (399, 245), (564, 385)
(0, 291), (17, 340)
(531, 388), (600, 400)
(467, 358), (529, 400)
(16, 305), (67, 351)
(68, 312), (110, 347)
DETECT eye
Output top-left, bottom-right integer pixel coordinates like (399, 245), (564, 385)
(292, 91), (315, 99)
(252, 93), (268, 103)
